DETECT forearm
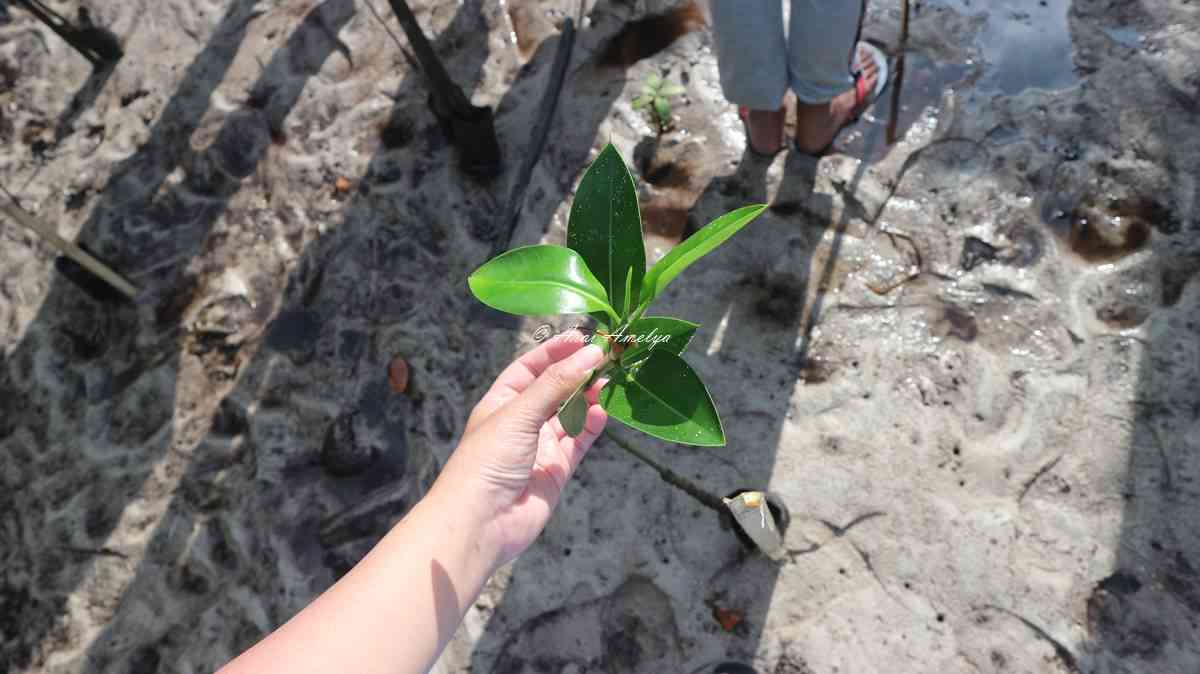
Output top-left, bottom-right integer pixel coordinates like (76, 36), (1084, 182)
(219, 337), (604, 673)
(218, 480), (499, 674)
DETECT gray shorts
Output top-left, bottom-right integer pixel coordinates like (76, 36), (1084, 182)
(709, 0), (863, 108)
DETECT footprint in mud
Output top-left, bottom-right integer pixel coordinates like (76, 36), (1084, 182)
(489, 575), (682, 674)
(1078, 264), (1158, 332)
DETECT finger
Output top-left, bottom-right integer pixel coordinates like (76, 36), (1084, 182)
(498, 330), (590, 390)
(538, 421), (560, 461)
(504, 343), (605, 428)
(549, 413), (567, 440)
(556, 404), (608, 479)
(584, 376), (609, 406)
(466, 331), (590, 432)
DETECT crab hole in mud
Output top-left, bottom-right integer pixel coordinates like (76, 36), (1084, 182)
(598, 0), (706, 67)
(721, 489), (790, 552)
(1044, 193), (1161, 264)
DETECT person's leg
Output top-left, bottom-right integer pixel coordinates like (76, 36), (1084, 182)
(787, 0), (879, 154)
(710, 0), (788, 154)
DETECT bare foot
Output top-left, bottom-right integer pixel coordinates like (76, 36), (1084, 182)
(740, 107), (785, 156)
(793, 45), (881, 155)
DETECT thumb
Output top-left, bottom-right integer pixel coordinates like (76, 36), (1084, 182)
(509, 344), (606, 426)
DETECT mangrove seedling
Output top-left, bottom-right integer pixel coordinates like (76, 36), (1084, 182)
(468, 144), (766, 446)
(632, 72), (686, 133)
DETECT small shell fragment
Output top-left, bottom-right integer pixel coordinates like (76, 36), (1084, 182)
(723, 490), (784, 559)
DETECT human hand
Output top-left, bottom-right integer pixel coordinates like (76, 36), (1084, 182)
(430, 332), (609, 569)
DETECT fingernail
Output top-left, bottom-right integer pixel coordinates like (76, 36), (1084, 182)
(571, 344), (605, 375)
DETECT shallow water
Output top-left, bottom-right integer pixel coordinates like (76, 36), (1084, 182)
(834, 53), (969, 163)
(1040, 193), (1158, 264)
(1103, 25), (1144, 49)
(928, 0), (1079, 94)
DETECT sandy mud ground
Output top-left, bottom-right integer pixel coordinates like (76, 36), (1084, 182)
(1, 0), (1198, 672)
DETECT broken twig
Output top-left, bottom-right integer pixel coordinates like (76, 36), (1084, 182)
(885, 0), (908, 144)
(0, 192), (138, 299)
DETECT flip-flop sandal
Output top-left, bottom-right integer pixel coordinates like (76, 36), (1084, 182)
(738, 105), (785, 158)
(849, 41), (890, 121)
(791, 40), (891, 157)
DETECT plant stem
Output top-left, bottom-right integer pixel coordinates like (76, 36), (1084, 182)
(603, 430), (727, 514)
(627, 302), (648, 327)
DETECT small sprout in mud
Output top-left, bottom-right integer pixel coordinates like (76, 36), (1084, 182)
(468, 144), (766, 446)
(632, 71), (686, 133)
(712, 605), (745, 632)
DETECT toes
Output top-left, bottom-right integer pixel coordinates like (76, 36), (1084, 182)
(855, 48), (879, 77)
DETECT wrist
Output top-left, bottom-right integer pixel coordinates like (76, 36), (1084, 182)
(420, 461), (508, 575)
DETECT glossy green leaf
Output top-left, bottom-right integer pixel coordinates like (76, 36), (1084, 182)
(614, 316), (698, 365)
(600, 351), (724, 446)
(654, 97), (670, 123)
(468, 245), (618, 322)
(639, 204), (767, 306)
(568, 143), (645, 320)
(632, 95), (650, 110)
(588, 312), (612, 334)
(660, 82), (686, 97)
(622, 267), (634, 317)
(558, 385), (589, 437)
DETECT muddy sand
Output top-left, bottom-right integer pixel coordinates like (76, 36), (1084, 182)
(1, 0), (1198, 672)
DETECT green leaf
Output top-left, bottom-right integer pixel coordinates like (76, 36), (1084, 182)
(660, 82), (686, 97)
(568, 143), (645, 319)
(639, 204), (767, 306)
(558, 384), (590, 437)
(645, 71), (662, 89)
(622, 267), (634, 317)
(614, 316), (698, 365)
(468, 244), (618, 322)
(600, 351), (724, 446)
(653, 97), (670, 124)
(588, 311), (612, 332)
(632, 95), (650, 109)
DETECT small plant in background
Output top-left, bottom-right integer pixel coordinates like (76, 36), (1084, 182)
(632, 71), (686, 133)
(468, 144), (765, 446)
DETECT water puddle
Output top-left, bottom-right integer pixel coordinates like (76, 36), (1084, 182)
(928, 0), (1079, 95)
(985, 124), (1022, 146)
(1103, 26), (1143, 49)
(1040, 193), (1157, 264)
(599, 0), (706, 68)
(833, 53), (969, 163)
